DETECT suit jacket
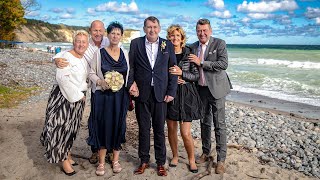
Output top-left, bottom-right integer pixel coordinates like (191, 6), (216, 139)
(190, 36), (232, 99)
(127, 36), (178, 103)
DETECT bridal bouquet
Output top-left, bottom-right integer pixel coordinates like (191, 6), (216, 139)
(104, 71), (124, 92)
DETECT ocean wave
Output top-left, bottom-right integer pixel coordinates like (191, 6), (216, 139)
(257, 59), (320, 69)
(232, 85), (320, 107)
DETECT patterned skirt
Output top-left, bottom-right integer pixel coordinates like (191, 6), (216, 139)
(40, 85), (85, 163)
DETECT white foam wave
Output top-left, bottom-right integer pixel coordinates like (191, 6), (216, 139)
(232, 85), (320, 107)
(257, 59), (320, 69)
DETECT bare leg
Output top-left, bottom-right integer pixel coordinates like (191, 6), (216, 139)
(112, 150), (122, 173)
(62, 153), (74, 173)
(98, 148), (107, 164)
(180, 122), (197, 170)
(113, 150), (120, 162)
(67, 151), (75, 164)
(167, 119), (179, 165)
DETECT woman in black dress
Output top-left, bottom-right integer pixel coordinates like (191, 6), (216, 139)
(167, 25), (203, 173)
(88, 21), (129, 175)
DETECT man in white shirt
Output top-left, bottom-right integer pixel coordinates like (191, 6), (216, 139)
(53, 20), (110, 164)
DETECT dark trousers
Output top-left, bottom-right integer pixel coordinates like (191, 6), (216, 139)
(198, 86), (227, 162)
(135, 89), (167, 165)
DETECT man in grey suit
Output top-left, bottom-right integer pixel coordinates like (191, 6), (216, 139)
(189, 18), (232, 174)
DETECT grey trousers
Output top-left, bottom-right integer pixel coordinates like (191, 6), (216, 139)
(198, 86), (227, 162)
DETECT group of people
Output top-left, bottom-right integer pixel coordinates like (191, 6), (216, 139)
(46, 46), (62, 54)
(40, 16), (232, 177)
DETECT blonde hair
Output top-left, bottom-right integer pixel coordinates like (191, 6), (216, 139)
(166, 24), (187, 47)
(73, 30), (89, 43)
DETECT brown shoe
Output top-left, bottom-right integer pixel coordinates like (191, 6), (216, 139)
(215, 161), (226, 174)
(157, 165), (167, 176)
(196, 154), (208, 164)
(89, 152), (98, 164)
(134, 163), (149, 175)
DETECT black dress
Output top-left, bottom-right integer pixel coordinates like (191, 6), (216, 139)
(87, 48), (129, 151)
(167, 46), (203, 122)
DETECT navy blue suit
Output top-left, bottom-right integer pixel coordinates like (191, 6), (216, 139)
(128, 36), (177, 165)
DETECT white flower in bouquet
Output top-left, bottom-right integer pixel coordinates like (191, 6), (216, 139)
(104, 71), (124, 92)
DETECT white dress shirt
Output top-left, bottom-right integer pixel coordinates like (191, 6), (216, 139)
(145, 37), (159, 85)
(55, 52), (89, 103)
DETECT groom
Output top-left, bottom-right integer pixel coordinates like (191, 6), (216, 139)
(127, 16), (177, 176)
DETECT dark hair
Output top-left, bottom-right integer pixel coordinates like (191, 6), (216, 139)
(144, 16), (160, 27)
(107, 21), (124, 35)
(196, 18), (211, 29)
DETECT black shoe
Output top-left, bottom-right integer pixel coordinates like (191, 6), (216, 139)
(71, 162), (78, 166)
(188, 165), (198, 173)
(62, 168), (76, 176)
(169, 163), (177, 167)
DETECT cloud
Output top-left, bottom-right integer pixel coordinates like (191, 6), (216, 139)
(60, 13), (74, 19)
(209, 10), (232, 18)
(248, 13), (275, 19)
(138, 14), (150, 19)
(237, 0), (299, 13)
(51, 8), (64, 13)
(27, 11), (40, 17)
(95, 1), (139, 13)
(87, 8), (96, 15)
(304, 7), (320, 19)
(241, 17), (251, 23)
(219, 19), (237, 26)
(41, 15), (51, 21)
(316, 17), (320, 25)
(174, 15), (195, 23)
(66, 8), (75, 14)
(273, 15), (292, 25)
(208, 0), (225, 9)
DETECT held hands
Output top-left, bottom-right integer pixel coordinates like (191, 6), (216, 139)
(164, 95), (174, 103)
(54, 58), (69, 68)
(169, 65), (182, 76)
(129, 81), (139, 97)
(188, 54), (201, 66)
(177, 76), (185, 85)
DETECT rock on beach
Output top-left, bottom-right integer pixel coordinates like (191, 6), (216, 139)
(0, 48), (319, 179)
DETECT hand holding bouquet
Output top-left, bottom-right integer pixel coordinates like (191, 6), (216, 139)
(104, 71), (124, 92)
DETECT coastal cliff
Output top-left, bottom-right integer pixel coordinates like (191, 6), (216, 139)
(14, 19), (140, 43)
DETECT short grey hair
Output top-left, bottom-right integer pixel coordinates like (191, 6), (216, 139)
(73, 30), (89, 43)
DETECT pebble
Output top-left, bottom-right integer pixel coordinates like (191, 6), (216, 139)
(1, 49), (320, 178)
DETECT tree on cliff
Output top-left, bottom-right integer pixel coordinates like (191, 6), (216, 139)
(21, 0), (41, 15)
(0, 0), (26, 41)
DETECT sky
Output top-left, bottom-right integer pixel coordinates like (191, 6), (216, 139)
(24, 0), (320, 45)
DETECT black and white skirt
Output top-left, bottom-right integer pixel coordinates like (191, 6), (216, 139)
(40, 85), (85, 163)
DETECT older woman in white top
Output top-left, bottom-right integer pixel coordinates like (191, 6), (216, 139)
(40, 30), (89, 176)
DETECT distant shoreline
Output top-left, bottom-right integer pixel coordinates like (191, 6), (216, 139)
(227, 90), (320, 121)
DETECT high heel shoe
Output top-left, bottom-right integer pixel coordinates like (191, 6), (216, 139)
(61, 168), (76, 176)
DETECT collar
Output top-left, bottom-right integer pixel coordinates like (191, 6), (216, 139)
(145, 37), (159, 44)
(198, 40), (209, 47)
(89, 36), (109, 48)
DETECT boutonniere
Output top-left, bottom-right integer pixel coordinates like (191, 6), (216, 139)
(161, 41), (166, 51)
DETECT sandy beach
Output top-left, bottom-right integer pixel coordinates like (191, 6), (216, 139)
(0, 49), (319, 179)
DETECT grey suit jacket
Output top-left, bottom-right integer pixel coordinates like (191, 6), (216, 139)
(190, 36), (232, 99)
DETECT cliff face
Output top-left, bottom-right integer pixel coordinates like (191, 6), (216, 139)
(14, 25), (74, 42)
(14, 20), (140, 43)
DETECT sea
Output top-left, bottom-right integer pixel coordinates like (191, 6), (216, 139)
(22, 42), (320, 107)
